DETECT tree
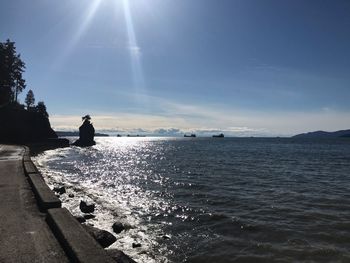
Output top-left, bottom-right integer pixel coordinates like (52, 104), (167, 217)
(36, 101), (49, 119)
(82, 115), (91, 122)
(0, 39), (26, 106)
(25, 89), (35, 109)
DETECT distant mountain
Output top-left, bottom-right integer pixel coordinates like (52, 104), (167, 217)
(56, 131), (109, 137)
(293, 129), (350, 138)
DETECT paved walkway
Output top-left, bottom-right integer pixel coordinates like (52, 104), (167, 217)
(0, 145), (69, 262)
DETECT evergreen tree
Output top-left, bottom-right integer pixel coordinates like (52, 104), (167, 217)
(25, 89), (35, 109)
(0, 39), (26, 106)
(82, 114), (91, 121)
(36, 101), (49, 119)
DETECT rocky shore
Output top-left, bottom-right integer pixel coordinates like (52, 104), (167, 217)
(25, 145), (138, 263)
(51, 191), (136, 255)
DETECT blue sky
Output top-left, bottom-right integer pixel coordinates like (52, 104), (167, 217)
(1, 0), (350, 136)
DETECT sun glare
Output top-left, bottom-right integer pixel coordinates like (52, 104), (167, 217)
(121, 0), (148, 102)
(53, 0), (148, 105)
(52, 0), (103, 69)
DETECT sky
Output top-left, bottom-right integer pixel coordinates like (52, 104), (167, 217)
(1, 0), (350, 136)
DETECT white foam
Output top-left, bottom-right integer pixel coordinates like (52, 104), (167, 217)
(34, 146), (170, 263)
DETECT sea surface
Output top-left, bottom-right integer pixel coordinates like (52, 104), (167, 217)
(35, 137), (350, 263)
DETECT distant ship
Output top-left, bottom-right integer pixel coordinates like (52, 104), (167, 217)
(184, 134), (196, 137)
(212, 133), (224, 138)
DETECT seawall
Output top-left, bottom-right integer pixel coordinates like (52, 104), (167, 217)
(0, 144), (135, 263)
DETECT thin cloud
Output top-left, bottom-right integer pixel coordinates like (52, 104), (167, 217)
(49, 92), (350, 136)
(50, 104), (350, 137)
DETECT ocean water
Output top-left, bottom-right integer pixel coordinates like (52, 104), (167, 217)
(35, 137), (350, 263)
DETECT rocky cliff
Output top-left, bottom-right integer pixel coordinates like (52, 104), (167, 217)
(0, 106), (57, 143)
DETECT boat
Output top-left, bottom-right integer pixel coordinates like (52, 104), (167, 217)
(212, 133), (224, 138)
(184, 134), (196, 137)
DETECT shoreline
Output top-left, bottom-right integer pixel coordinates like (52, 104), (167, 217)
(24, 143), (137, 262)
(33, 141), (168, 263)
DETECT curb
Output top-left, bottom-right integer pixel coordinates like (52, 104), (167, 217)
(47, 208), (115, 263)
(22, 146), (117, 263)
(28, 173), (61, 210)
(22, 147), (61, 210)
(23, 160), (38, 175)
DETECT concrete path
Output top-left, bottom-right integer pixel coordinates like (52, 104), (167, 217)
(0, 145), (69, 263)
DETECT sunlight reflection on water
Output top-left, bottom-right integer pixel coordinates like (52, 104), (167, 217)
(35, 137), (350, 263)
(36, 137), (178, 263)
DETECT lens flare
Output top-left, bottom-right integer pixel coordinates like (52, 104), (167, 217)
(122, 0), (148, 103)
(52, 0), (103, 70)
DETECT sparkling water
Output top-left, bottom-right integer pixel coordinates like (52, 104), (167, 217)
(35, 137), (350, 262)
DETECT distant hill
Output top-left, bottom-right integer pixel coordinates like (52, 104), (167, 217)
(56, 131), (109, 137)
(293, 129), (350, 138)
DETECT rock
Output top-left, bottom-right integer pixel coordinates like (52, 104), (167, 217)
(84, 214), (96, 220)
(68, 193), (74, 198)
(132, 243), (141, 248)
(75, 216), (86, 223)
(53, 186), (66, 195)
(112, 222), (126, 234)
(106, 249), (137, 263)
(72, 115), (96, 147)
(72, 139), (96, 147)
(80, 200), (95, 213)
(82, 225), (116, 248)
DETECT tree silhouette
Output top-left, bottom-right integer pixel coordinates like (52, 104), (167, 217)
(0, 39), (26, 106)
(36, 101), (49, 119)
(82, 115), (91, 122)
(25, 89), (35, 109)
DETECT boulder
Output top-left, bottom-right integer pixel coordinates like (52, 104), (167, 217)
(112, 222), (126, 234)
(80, 200), (95, 213)
(106, 249), (137, 263)
(162, 234), (171, 240)
(132, 243), (141, 248)
(82, 225), (116, 248)
(53, 186), (66, 195)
